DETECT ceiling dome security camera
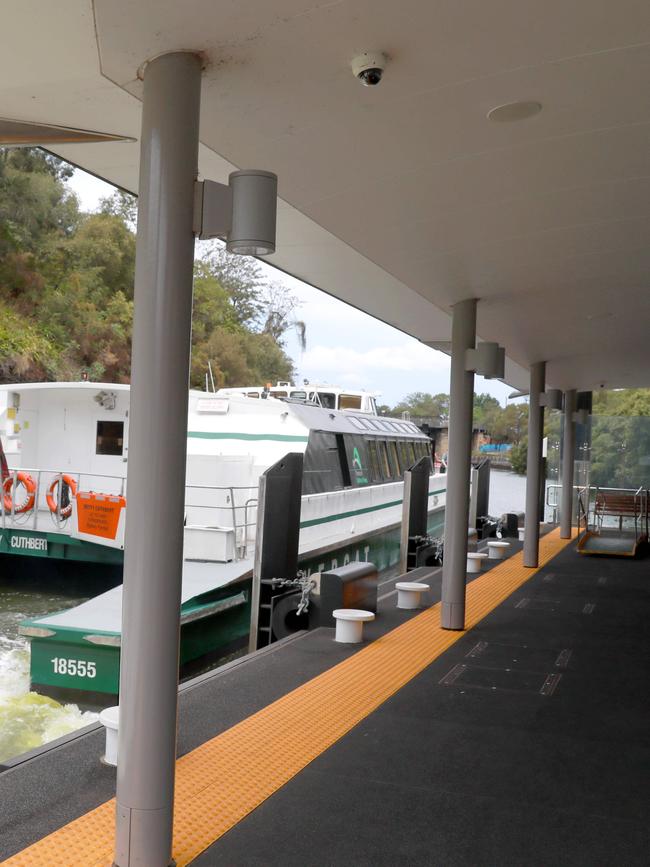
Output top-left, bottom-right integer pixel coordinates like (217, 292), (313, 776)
(351, 52), (387, 86)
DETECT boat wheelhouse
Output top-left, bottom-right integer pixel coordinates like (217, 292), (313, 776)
(2, 382), (446, 703)
(217, 381), (380, 414)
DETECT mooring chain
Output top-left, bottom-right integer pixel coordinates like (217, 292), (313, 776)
(412, 533), (444, 563)
(267, 570), (316, 615)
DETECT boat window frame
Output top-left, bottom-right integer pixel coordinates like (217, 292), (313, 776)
(95, 419), (125, 457)
(339, 394), (363, 411)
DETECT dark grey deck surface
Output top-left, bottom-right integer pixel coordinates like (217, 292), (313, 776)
(196, 541), (650, 866)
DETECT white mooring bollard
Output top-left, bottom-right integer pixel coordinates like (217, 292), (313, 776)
(466, 552), (489, 573)
(99, 705), (119, 766)
(487, 540), (511, 560)
(395, 582), (430, 609)
(332, 609), (375, 643)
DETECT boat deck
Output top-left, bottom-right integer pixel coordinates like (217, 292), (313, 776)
(2, 529), (648, 865)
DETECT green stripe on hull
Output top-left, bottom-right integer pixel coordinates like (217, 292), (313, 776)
(188, 431), (308, 442)
(300, 489), (446, 528)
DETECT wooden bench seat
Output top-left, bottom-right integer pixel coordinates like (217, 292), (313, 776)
(594, 493), (641, 518)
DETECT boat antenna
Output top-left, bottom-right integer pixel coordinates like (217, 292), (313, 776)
(205, 372), (209, 392)
(207, 360), (216, 393)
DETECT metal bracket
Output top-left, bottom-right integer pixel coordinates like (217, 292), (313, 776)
(540, 389), (562, 409)
(193, 179), (233, 239)
(465, 342), (505, 379)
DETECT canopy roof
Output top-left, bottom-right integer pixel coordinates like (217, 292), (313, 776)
(3, 1), (649, 391)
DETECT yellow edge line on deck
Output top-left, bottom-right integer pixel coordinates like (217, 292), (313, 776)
(3, 528), (575, 867)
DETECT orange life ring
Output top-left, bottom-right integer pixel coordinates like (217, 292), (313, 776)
(3, 472), (36, 514)
(46, 475), (78, 519)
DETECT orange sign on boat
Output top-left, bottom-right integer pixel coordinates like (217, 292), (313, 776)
(75, 492), (126, 540)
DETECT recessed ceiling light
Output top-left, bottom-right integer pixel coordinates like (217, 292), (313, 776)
(487, 101), (542, 123)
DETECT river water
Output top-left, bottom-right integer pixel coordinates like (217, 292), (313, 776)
(0, 471), (532, 764)
(0, 561), (120, 764)
(489, 469), (528, 517)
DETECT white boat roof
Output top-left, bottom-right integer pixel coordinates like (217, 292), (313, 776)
(0, 382), (131, 394)
(26, 557), (253, 635)
(4, 2), (649, 391)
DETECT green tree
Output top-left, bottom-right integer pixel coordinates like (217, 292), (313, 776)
(0, 150), (297, 386)
(510, 439), (528, 475)
(393, 392), (450, 420)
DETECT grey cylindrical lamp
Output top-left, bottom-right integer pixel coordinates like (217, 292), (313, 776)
(227, 169), (277, 255)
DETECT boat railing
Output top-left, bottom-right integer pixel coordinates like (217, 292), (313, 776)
(184, 483), (259, 559)
(0, 466), (126, 534)
(0, 469), (260, 557)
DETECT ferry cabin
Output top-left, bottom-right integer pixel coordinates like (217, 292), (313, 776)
(217, 382), (380, 414)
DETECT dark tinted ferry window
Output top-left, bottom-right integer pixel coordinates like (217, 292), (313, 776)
(398, 441), (410, 473)
(343, 435), (370, 486)
(377, 440), (390, 480)
(366, 439), (381, 483)
(407, 441), (417, 466)
(96, 420), (124, 456)
(318, 392), (336, 409)
(302, 431), (345, 494)
(387, 441), (400, 478)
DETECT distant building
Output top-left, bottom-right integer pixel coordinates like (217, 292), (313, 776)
(411, 418), (489, 463)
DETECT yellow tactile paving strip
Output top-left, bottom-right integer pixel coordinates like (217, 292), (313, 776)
(3, 528), (574, 867)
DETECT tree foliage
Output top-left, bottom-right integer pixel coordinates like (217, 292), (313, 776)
(589, 390), (650, 488)
(392, 392), (450, 421)
(0, 148), (296, 387)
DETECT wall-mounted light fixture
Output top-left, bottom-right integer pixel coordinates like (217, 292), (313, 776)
(194, 170), (278, 255)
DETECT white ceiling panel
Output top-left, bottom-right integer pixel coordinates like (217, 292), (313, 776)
(2, 1), (650, 390)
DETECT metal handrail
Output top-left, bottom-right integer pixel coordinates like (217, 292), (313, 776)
(545, 483), (583, 507)
(183, 483), (259, 560)
(1, 467), (126, 534)
(0, 469), (259, 553)
(579, 483), (650, 540)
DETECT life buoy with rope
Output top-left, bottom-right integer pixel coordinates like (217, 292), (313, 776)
(46, 475), (78, 519)
(3, 472), (37, 514)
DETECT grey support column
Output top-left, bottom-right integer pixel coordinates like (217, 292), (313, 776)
(560, 390), (576, 539)
(114, 52), (202, 867)
(523, 361), (546, 567)
(441, 298), (477, 629)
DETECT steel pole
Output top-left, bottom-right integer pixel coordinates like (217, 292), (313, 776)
(560, 390), (576, 539)
(523, 361), (546, 567)
(441, 298), (476, 629)
(114, 52), (202, 867)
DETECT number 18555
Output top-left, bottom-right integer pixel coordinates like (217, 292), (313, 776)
(51, 657), (97, 678)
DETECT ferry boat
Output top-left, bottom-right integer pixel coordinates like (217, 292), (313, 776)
(0, 382), (446, 705)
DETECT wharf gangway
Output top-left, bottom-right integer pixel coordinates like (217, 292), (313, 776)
(576, 485), (648, 557)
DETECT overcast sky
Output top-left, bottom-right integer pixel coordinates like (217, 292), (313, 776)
(67, 170), (513, 407)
